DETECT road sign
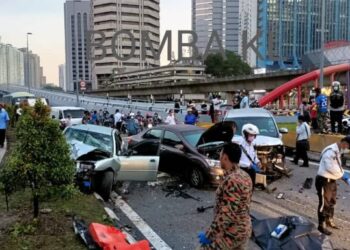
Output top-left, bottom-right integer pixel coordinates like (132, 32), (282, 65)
(80, 81), (86, 91)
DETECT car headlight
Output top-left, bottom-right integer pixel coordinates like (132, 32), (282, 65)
(210, 167), (224, 177)
(79, 162), (95, 171)
(205, 159), (220, 168)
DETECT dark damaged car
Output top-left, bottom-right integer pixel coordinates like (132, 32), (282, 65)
(63, 124), (160, 200)
(128, 123), (237, 187)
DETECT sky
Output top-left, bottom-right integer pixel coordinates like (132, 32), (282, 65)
(0, 0), (191, 85)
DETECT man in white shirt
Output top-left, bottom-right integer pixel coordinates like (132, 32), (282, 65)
(114, 109), (122, 131)
(292, 115), (311, 167)
(164, 109), (176, 125)
(316, 136), (350, 235)
(212, 95), (222, 123)
(235, 123), (261, 186)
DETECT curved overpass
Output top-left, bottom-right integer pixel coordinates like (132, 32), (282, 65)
(258, 64), (350, 107)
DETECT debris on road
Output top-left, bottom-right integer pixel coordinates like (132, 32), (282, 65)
(252, 216), (334, 250)
(197, 205), (214, 213)
(162, 184), (201, 201)
(72, 216), (97, 250)
(276, 193), (285, 200)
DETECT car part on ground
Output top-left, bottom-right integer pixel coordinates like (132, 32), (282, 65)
(252, 215), (334, 250)
(162, 184), (201, 201)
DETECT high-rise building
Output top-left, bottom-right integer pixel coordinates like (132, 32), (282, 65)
(91, 0), (160, 89)
(64, 0), (92, 92)
(0, 42), (25, 86)
(258, 0), (350, 69)
(59, 64), (66, 91)
(19, 48), (45, 89)
(192, 0), (257, 67)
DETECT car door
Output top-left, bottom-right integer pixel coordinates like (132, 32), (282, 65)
(160, 130), (190, 175)
(116, 140), (160, 181)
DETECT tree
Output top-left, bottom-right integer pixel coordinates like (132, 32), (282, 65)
(0, 100), (75, 217)
(204, 51), (251, 77)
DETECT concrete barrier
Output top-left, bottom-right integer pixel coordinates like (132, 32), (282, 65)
(283, 132), (344, 153)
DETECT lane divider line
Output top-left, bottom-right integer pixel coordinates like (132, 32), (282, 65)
(112, 192), (172, 250)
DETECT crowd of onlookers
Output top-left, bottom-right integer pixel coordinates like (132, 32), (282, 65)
(299, 81), (345, 134)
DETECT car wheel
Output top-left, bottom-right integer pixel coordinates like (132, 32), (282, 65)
(98, 171), (114, 201)
(189, 167), (204, 188)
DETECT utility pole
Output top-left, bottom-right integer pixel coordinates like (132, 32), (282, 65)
(319, 0), (325, 89)
(26, 32), (32, 93)
(76, 80), (80, 107)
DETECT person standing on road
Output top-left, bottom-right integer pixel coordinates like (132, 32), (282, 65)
(184, 108), (197, 125)
(236, 124), (261, 186)
(240, 90), (249, 109)
(299, 99), (311, 123)
(316, 136), (350, 235)
(310, 97), (318, 131)
(164, 109), (176, 125)
(315, 88), (328, 133)
(198, 142), (253, 250)
(292, 115), (311, 167)
(114, 109), (122, 131)
(212, 95), (222, 122)
(0, 104), (10, 148)
(329, 81), (344, 134)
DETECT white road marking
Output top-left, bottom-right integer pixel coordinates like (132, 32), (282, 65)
(112, 192), (172, 250)
(104, 207), (120, 221)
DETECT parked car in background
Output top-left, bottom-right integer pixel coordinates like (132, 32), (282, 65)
(224, 108), (290, 183)
(128, 124), (235, 187)
(51, 106), (87, 128)
(63, 124), (160, 200)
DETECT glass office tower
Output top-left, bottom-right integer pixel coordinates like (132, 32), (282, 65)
(258, 0), (350, 69)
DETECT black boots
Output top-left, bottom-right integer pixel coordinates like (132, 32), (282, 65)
(318, 222), (332, 236)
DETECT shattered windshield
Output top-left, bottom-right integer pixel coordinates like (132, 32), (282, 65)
(64, 128), (113, 154)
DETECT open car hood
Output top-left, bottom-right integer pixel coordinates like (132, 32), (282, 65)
(233, 135), (283, 147)
(197, 122), (234, 146)
(70, 140), (111, 160)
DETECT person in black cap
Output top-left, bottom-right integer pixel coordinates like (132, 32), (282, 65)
(316, 136), (350, 235)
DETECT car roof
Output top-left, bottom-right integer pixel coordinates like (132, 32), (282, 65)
(225, 108), (272, 118)
(154, 124), (205, 133)
(69, 124), (115, 136)
(51, 106), (87, 111)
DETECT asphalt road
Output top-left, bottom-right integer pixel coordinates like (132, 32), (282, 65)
(105, 161), (350, 250)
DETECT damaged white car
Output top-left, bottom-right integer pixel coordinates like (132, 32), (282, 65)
(224, 108), (290, 186)
(63, 124), (160, 200)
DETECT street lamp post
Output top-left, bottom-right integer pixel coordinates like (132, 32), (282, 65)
(319, 0), (326, 89)
(26, 32), (32, 93)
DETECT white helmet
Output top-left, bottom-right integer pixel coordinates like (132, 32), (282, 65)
(242, 123), (259, 138)
(332, 81), (341, 91)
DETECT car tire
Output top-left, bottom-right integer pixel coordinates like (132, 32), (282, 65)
(98, 171), (114, 201)
(189, 167), (204, 188)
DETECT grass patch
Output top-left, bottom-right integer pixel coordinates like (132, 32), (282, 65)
(0, 190), (109, 250)
(0, 127), (110, 250)
(277, 123), (296, 132)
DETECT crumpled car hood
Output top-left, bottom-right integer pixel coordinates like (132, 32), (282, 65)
(69, 140), (111, 160)
(233, 135), (283, 147)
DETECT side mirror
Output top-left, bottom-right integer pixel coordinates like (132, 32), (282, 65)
(279, 128), (289, 134)
(175, 144), (185, 151)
